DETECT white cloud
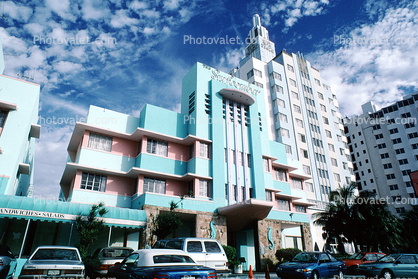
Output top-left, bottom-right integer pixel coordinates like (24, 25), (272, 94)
(45, 0), (76, 22)
(81, 0), (111, 20)
(306, 1), (418, 116)
(3, 1), (33, 22)
(110, 9), (140, 28)
(54, 61), (83, 74)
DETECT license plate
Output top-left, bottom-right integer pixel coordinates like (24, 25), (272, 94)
(182, 276), (194, 279)
(48, 270), (61, 276)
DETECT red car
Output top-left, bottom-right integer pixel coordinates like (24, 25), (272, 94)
(343, 252), (385, 274)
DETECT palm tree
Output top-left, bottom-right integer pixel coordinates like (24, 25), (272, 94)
(314, 182), (358, 253)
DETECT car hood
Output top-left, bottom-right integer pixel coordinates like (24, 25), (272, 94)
(278, 262), (316, 271)
(343, 259), (361, 266)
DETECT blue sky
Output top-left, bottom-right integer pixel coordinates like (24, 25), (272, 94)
(1, 0), (417, 199)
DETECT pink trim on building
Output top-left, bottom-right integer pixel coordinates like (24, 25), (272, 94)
(167, 142), (189, 162)
(74, 170), (134, 196)
(166, 179), (188, 196)
(111, 137), (138, 157)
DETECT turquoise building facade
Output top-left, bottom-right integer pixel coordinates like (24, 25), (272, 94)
(60, 62), (314, 270)
(0, 36), (40, 197)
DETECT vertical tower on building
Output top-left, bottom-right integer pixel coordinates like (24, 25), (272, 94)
(231, 15), (354, 251)
(0, 36), (41, 197)
(344, 98), (418, 215)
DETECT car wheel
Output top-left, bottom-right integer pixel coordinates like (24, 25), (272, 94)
(338, 269), (344, 279)
(311, 270), (319, 279)
(380, 269), (393, 279)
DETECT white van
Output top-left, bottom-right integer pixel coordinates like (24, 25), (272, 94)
(153, 238), (229, 273)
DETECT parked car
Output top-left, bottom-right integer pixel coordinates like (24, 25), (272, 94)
(0, 245), (17, 279)
(357, 253), (418, 279)
(343, 252), (385, 274)
(108, 249), (217, 279)
(276, 251), (345, 279)
(19, 246), (85, 279)
(153, 238), (229, 273)
(91, 247), (134, 276)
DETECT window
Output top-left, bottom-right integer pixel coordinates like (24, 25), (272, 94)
(328, 143), (335, 152)
(323, 117), (329, 125)
(88, 133), (113, 152)
(199, 180), (210, 197)
(247, 154), (252, 168)
(389, 184), (399, 190)
(386, 173), (396, 180)
(396, 207), (406, 214)
(331, 158), (338, 167)
(247, 69), (262, 79)
(408, 132), (418, 139)
(278, 128), (290, 138)
(285, 144), (292, 155)
(292, 178), (303, 190)
(334, 173), (341, 182)
(293, 205), (306, 213)
(271, 72), (282, 80)
(187, 241), (203, 252)
(274, 99), (286, 108)
(143, 177), (166, 194)
(405, 122), (415, 129)
(325, 130), (332, 138)
(373, 124), (381, 130)
(0, 109), (8, 131)
(303, 165), (311, 175)
(200, 142), (210, 158)
(375, 134), (383, 140)
(293, 104), (301, 113)
(287, 64), (294, 72)
(389, 128), (399, 134)
(305, 182), (314, 192)
(412, 143), (418, 149)
(274, 168), (287, 182)
(273, 85), (283, 94)
(147, 138), (168, 157)
(318, 92), (324, 100)
(380, 153), (389, 159)
(395, 148), (405, 154)
(263, 158), (270, 172)
(301, 149), (309, 158)
(204, 241), (221, 253)
(277, 199), (290, 211)
(377, 143), (386, 149)
(399, 159), (408, 165)
(328, 98), (334, 105)
(314, 78), (321, 86)
(276, 113), (288, 123)
(298, 133), (306, 143)
(291, 91), (299, 100)
(80, 172), (107, 192)
(296, 119), (304, 128)
(265, 190), (273, 201)
(383, 163), (392, 169)
(320, 104), (327, 112)
(289, 79), (297, 87)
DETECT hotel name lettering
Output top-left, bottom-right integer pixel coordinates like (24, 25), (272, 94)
(0, 208), (66, 219)
(210, 69), (261, 96)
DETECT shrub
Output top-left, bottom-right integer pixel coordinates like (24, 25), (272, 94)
(222, 245), (240, 268)
(275, 248), (301, 263)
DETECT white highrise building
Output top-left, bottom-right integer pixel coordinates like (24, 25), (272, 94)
(231, 14), (354, 251)
(344, 97), (418, 216)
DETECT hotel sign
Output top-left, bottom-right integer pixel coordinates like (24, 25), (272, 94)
(207, 67), (261, 97)
(0, 208), (72, 220)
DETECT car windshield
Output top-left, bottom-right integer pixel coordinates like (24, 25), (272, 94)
(100, 248), (133, 258)
(377, 254), (400, 263)
(32, 249), (80, 261)
(292, 253), (318, 263)
(153, 255), (196, 264)
(348, 253), (364, 260)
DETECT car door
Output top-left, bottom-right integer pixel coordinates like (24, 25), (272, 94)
(203, 241), (223, 269)
(392, 255), (417, 277)
(112, 253), (139, 279)
(317, 254), (331, 278)
(186, 241), (205, 266)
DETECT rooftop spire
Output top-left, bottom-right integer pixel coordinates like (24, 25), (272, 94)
(253, 14), (261, 27)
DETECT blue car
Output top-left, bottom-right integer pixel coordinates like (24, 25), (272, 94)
(276, 252), (345, 279)
(357, 253), (418, 279)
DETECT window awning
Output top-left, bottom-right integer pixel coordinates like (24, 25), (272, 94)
(0, 195), (146, 229)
